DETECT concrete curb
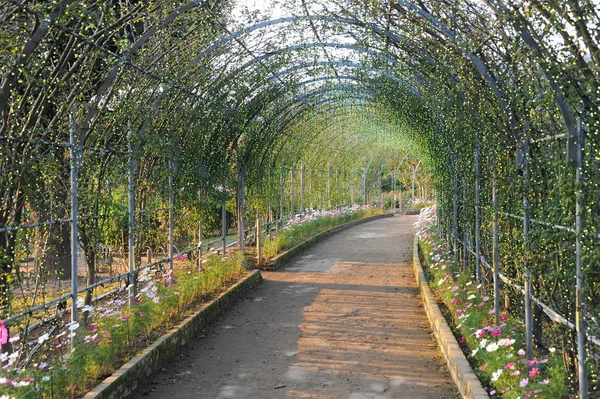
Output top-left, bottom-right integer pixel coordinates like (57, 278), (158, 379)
(263, 212), (394, 270)
(413, 237), (489, 399)
(84, 269), (263, 399)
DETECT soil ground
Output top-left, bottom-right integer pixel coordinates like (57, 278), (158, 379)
(130, 215), (459, 399)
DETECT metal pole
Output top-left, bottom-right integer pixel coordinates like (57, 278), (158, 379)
(198, 179), (204, 270)
(493, 176), (500, 325)
(378, 167), (382, 209)
(453, 169), (459, 263)
(335, 169), (339, 209)
(69, 109), (79, 323)
(127, 128), (136, 306)
(237, 165), (246, 252)
(575, 107), (588, 398)
(522, 141), (533, 360)
(363, 167), (367, 205)
(475, 141), (481, 281)
(290, 167), (295, 216)
(351, 169), (355, 205)
(168, 156), (174, 277)
(327, 164), (332, 210)
(301, 165), (305, 213)
(222, 172), (227, 255)
(462, 180), (468, 269)
(256, 217), (262, 265)
(268, 205), (273, 240)
(392, 169), (396, 213)
(279, 169), (284, 227)
(309, 169), (313, 210)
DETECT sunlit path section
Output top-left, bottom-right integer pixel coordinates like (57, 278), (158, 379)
(131, 215), (458, 399)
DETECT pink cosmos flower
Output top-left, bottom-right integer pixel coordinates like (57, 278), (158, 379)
(491, 327), (502, 337)
(499, 315), (508, 322)
(525, 391), (532, 398)
(510, 370), (521, 376)
(529, 367), (539, 378)
(518, 349), (526, 356)
(139, 311), (146, 318)
(520, 378), (529, 387)
(120, 314), (131, 321)
(459, 338), (466, 344)
(504, 362), (515, 370)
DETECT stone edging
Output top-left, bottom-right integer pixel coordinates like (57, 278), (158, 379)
(264, 212), (394, 270)
(413, 236), (489, 399)
(83, 269), (263, 399)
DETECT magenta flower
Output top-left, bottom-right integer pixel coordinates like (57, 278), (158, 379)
(504, 362), (515, 370)
(529, 367), (539, 378)
(491, 327), (502, 337)
(139, 311), (146, 318)
(499, 315), (508, 322)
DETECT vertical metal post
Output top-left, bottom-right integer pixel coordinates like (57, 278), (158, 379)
(300, 165), (305, 213)
(198, 180), (204, 270)
(69, 109), (79, 323)
(268, 205), (273, 240)
(378, 167), (382, 209)
(168, 156), (174, 277)
(351, 169), (355, 205)
(127, 129), (136, 306)
(522, 141), (533, 360)
(453, 169), (459, 263)
(237, 165), (246, 252)
(222, 172), (227, 254)
(335, 169), (339, 209)
(327, 164), (332, 210)
(290, 167), (295, 216)
(309, 169), (313, 210)
(575, 107), (588, 398)
(362, 167), (367, 205)
(256, 217), (262, 265)
(493, 176), (500, 325)
(462, 180), (468, 269)
(475, 141), (481, 281)
(279, 169), (284, 228)
(392, 169), (396, 213)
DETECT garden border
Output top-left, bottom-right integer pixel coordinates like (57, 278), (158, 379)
(263, 212), (394, 270)
(83, 269), (263, 399)
(413, 236), (489, 399)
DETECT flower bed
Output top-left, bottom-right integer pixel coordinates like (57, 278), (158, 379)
(261, 204), (382, 262)
(415, 206), (567, 398)
(0, 254), (246, 398)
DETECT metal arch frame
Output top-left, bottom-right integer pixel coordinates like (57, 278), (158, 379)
(190, 42), (427, 108)
(227, 64), (421, 143)
(266, 61), (422, 96)
(186, 10), (517, 140)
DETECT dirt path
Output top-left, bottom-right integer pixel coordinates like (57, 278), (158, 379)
(131, 215), (458, 399)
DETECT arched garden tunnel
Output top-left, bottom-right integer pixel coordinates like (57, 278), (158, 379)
(1, 0), (599, 397)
